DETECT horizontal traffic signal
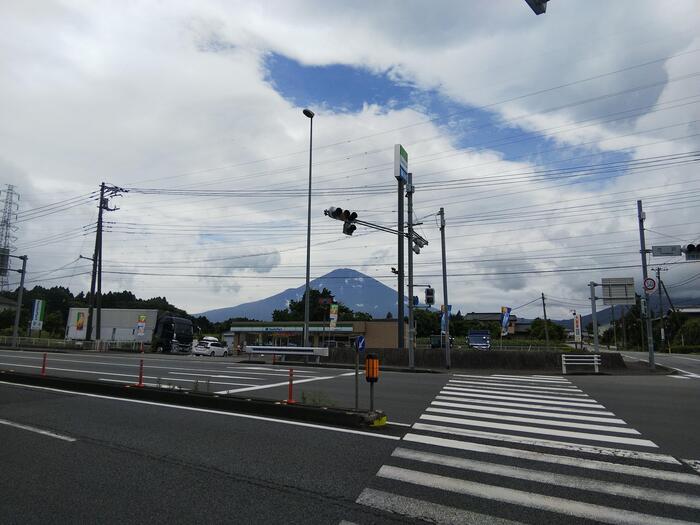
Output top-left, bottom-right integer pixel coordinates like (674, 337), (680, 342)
(325, 207), (358, 236)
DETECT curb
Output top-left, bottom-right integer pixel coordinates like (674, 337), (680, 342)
(0, 370), (387, 429)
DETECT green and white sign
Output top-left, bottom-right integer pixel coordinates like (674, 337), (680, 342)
(31, 299), (46, 331)
(394, 144), (408, 182)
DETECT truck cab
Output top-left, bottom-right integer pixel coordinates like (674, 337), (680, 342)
(153, 315), (194, 353)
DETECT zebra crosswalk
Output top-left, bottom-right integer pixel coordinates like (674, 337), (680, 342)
(356, 374), (700, 524)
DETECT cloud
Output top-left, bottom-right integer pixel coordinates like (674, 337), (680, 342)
(1, 1), (698, 318)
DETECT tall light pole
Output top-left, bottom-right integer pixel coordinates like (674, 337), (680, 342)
(303, 108), (315, 347)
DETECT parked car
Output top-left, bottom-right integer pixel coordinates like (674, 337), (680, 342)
(193, 340), (229, 357)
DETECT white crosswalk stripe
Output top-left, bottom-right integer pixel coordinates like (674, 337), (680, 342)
(356, 374), (700, 525)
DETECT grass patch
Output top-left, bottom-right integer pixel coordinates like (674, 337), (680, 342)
(300, 390), (337, 407)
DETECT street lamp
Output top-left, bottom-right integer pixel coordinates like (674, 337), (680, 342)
(303, 108), (315, 347)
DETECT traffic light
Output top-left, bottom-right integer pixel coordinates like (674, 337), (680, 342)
(686, 244), (699, 261)
(324, 206), (358, 236)
(425, 287), (435, 305)
(525, 0), (548, 15)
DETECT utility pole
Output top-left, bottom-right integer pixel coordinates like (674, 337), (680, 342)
(611, 306), (617, 350)
(621, 306), (627, 350)
(406, 173), (415, 369)
(85, 182), (124, 343)
(87, 183), (105, 341)
(439, 208), (450, 369)
(396, 172), (405, 353)
(637, 200), (655, 368)
(589, 281), (599, 353)
(541, 292), (549, 351)
(11, 255), (27, 347)
(654, 267), (669, 352)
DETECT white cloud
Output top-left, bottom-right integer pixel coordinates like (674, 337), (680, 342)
(1, 1), (698, 319)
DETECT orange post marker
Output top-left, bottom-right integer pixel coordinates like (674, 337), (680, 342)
(286, 368), (295, 404)
(40, 352), (47, 376)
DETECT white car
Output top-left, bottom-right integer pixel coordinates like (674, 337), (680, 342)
(193, 340), (229, 357)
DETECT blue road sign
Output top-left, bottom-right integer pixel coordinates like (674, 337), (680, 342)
(356, 335), (366, 352)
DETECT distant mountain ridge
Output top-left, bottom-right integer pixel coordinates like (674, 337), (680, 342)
(198, 268), (404, 322)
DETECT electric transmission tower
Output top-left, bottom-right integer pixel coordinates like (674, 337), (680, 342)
(0, 184), (19, 291)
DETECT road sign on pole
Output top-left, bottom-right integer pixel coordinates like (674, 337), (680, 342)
(601, 277), (635, 305)
(356, 335), (366, 353)
(652, 245), (682, 257)
(643, 277), (656, 292)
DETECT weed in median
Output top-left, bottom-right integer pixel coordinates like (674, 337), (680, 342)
(300, 390), (337, 408)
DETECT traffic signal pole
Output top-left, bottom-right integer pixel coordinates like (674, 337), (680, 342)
(406, 173), (415, 369)
(397, 174), (405, 353)
(439, 208), (450, 369)
(637, 200), (655, 369)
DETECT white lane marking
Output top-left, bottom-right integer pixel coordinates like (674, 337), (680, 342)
(443, 386), (594, 402)
(671, 356), (700, 363)
(453, 374), (569, 383)
(424, 407), (640, 434)
(670, 376), (690, 380)
(214, 370), (357, 394)
(449, 379), (583, 393)
(412, 423), (675, 463)
(621, 354), (700, 378)
(0, 362), (256, 387)
(99, 379), (181, 389)
(435, 395), (613, 416)
(431, 400), (626, 424)
(440, 390), (605, 409)
(391, 449), (700, 511)
(377, 465), (696, 525)
(0, 354), (319, 379)
(418, 414), (657, 447)
(403, 434), (700, 486)
(683, 459), (700, 475)
(356, 487), (524, 525)
(386, 421), (412, 427)
(0, 417), (76, 442)
(0, 380), (400, 441)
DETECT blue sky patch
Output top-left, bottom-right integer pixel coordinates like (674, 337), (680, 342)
(264, 53), (632, 182)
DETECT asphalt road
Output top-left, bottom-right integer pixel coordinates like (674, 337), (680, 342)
(621, 350), (700, 377)
(2, 349), (700, 523)
(0, 349), (448, 424)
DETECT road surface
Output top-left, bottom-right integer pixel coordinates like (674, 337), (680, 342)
(1, 349), (699, 523)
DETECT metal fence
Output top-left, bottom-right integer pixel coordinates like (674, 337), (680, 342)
(0, 336), (146, 352)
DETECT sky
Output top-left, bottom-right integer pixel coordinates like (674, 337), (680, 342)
(1, 0), (699, 321)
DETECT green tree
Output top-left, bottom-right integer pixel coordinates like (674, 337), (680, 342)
(271, 288), (371, 322)
(674, 318), (700, 346)
(529, 318), (565, 341)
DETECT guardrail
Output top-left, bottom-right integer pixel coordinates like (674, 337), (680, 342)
(562, 354), (601, 374)
(0, 336), (148, 353)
